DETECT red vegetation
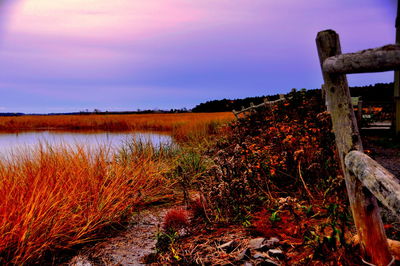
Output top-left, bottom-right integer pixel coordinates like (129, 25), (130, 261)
(200, 90), (344, 219)
(189, 197), (206, 218)
(150, 90), (367, 264)
(250, 200), (360, 264)
(185, 90), (359, 264)
(163, 208), (190, 232)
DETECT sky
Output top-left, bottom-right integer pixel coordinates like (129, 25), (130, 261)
(0, 0), (397, 113)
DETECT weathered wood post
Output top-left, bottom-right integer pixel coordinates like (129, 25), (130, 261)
(232, 110), (238, 119)
(346, 151), (400, 217)
(351, 97), (363, 126)
(316, 30), (392, 265)
(395, 0), (400, 135)
(357, 97), (363, 126)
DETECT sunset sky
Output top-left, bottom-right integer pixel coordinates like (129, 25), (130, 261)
(0, 0), (396, 113)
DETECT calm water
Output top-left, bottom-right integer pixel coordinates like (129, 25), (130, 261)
(0, 131), (173, 159)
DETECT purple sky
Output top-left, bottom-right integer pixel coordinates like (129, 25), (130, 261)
(0, 0), (396, 113)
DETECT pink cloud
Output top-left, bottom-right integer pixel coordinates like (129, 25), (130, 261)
(0, 0), (395, 113)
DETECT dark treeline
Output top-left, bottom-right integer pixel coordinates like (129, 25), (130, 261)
(0, 109), (189, 117)
(192, 94), (283, 113)
(349, 82), (393, 102)
(0, 113), (25, 117)
(192, 82), (394, 112)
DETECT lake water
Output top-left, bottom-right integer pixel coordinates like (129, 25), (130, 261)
(0, 131), (173, 159)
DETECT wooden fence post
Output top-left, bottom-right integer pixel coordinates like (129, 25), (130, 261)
(395, 0), (400, 135)
(232, 110), (238, 119)
(357, 98), (363, 126)
(316, 30), (392, 265)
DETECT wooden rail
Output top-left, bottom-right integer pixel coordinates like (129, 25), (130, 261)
(316, 29), (394, 265)
(232, 94), (286, 118)
(345, 151), (400, 218)
(323, 44), (400, 74)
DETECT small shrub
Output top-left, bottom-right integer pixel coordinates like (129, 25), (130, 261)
(162, 208), (190, 233)
(172, 150), (209, 204)
(156, 208), (191, 258)
(155, 230), (179, 253)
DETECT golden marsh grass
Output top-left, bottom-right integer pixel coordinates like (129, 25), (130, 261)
(0, 112), (233, 263)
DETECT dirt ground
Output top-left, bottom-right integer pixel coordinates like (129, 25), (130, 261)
(67, 205), (172, 266)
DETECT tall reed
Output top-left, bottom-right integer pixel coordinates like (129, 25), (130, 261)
(0, 112), (233, 263)
(0, 142), (173, 264)
(0, 113), (233, 134)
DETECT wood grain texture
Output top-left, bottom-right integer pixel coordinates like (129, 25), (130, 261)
(395, 0), (400, 134)
(316, 29), (392, 265)
(323, 44), (400, 74)
(346, 151), (400, 218)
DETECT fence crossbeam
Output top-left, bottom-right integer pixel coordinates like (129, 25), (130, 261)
(346, 151), (400, 218)
(232, 94), (287, 118)
(323, 44), (400, 74)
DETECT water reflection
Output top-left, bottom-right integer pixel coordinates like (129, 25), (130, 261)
(0, 131), (173, 159)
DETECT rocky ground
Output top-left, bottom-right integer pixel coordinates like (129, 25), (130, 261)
(64, 202), (298, 265)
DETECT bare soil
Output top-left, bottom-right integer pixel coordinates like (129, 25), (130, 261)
(67, 205), (172, 266)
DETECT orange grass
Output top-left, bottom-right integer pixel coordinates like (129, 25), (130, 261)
(0, 113), (234, 134)
(0, 112), (233, 263)
(0, 144), (172, 264)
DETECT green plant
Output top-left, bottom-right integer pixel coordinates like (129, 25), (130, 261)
(301, 205), (314, 217)
(155, 208), (191, 260)
(269, 211), (281, 223)
(173, 150), (208, 204)
(155, 230), (179, 253)
(117, 137), (179, 165)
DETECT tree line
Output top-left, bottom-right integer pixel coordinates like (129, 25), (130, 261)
(192, 82), (394, 112)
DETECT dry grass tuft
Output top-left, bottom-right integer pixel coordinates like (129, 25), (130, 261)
(0, 143), (172, 264)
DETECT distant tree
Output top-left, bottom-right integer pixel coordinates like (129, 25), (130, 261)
(191, 83), (394, 113)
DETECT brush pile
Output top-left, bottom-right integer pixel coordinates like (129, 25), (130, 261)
(201, 89), (342, 219)
(154, 90), (365, 264)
